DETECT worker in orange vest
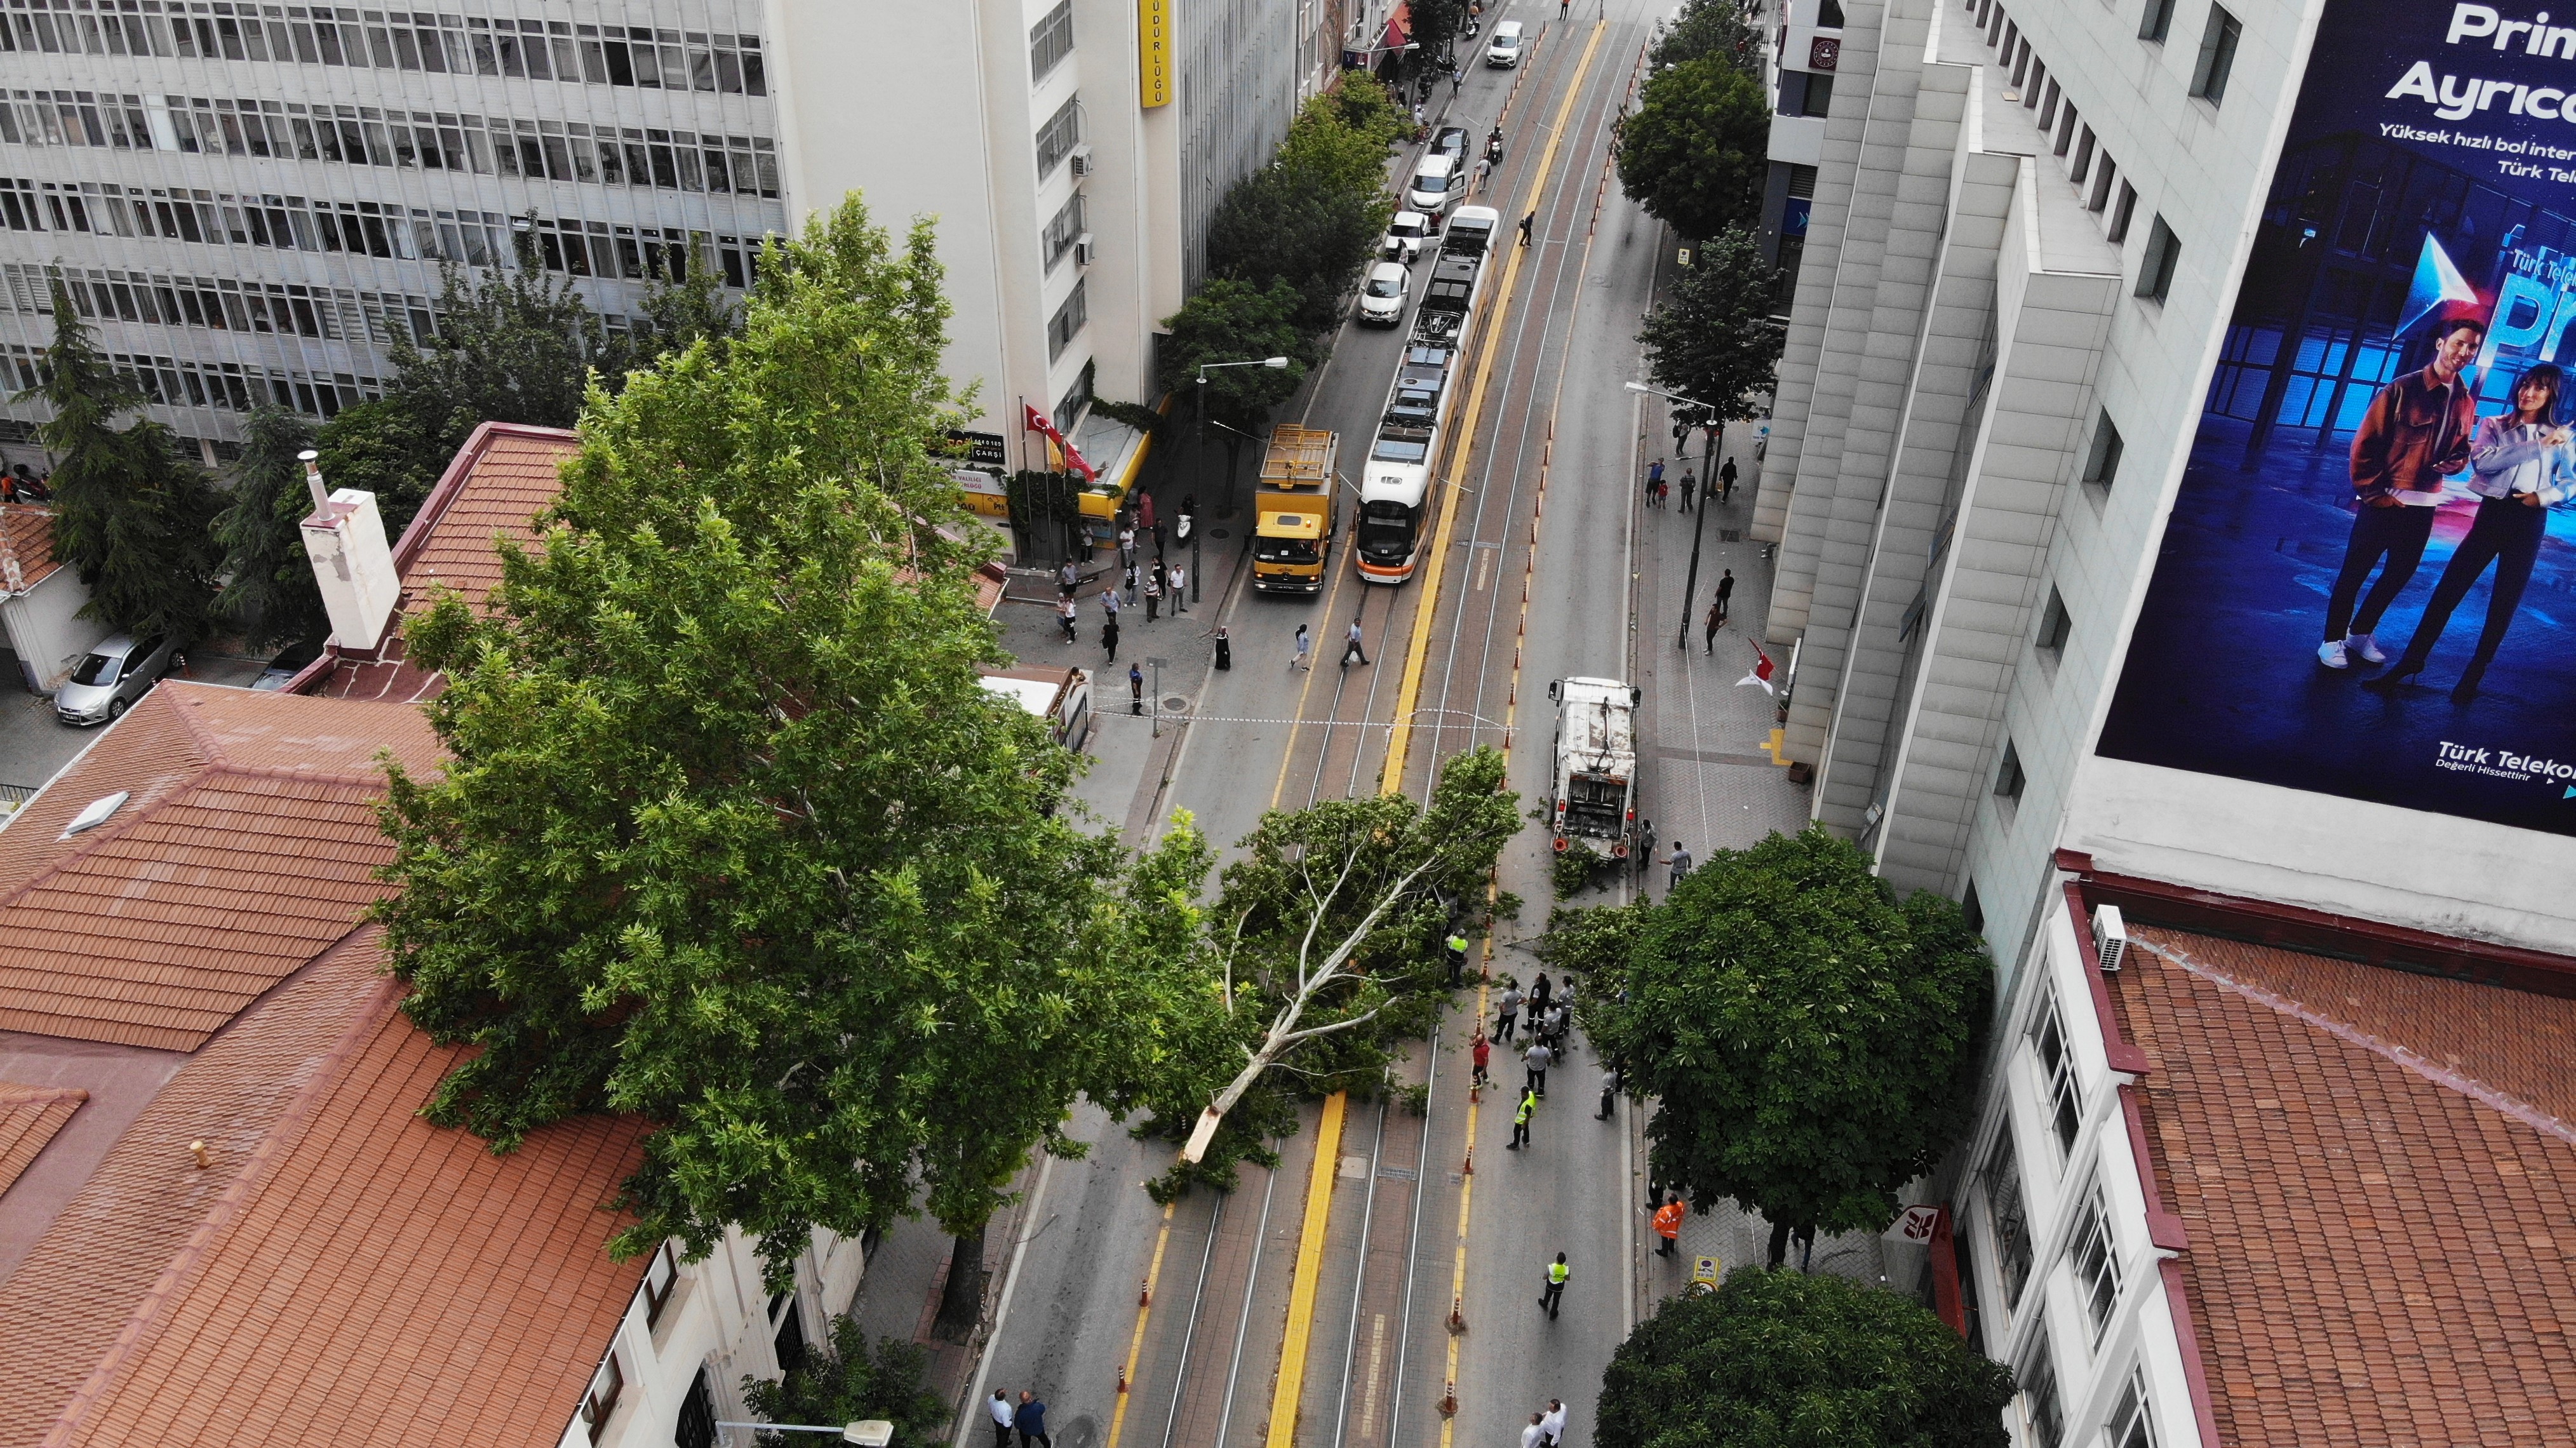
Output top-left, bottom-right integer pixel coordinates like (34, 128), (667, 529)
(1652, 1195), (1684, 1257)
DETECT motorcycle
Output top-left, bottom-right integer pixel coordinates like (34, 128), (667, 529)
(1486, 133), (1505, 164)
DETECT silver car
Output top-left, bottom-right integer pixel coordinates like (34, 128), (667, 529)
(55, 633), (177, 726)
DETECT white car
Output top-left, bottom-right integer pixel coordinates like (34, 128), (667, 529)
(1357, 261), (1410, 326)
(1382, 210), (1432, 264)
(1486, 20), (1526, 67)
(1405, 156), (1463, 217)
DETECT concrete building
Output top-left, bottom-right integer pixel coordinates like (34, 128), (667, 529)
(0, 0), (1303, 497)
(0, 499), (109, 690)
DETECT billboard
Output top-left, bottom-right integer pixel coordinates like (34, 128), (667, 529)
(2098, 1), (2576, 835)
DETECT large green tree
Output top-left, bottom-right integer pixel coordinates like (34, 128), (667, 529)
(1652, 0), (1765, 74)
(742, 1319), (946, 1448)
(1639, 227), (1785, 423)
(375, 196), (1220, 1309)
(1209, 89), (1400, 335)
(210, 406), (330, 651)
(1156, 278), (1313, 432)
(1597, 1269), (2015, 1448)
(17, 281), (220, 641)
(1616, 55), (1772, 240)
(1582, 827), (1990, 1266)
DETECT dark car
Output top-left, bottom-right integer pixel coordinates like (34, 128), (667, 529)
(252, 638), (325, 690)
(1428, 125), (1470, 164)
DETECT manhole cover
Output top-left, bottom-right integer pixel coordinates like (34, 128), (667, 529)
(1719, 529), (1741, 541)
(1210, 528), (1230, 539)
(1162, 695), (1192, 713)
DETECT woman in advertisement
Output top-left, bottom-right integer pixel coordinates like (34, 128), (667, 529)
(2368, 363), (2570, 702)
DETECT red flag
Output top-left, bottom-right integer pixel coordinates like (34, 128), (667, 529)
(1023, 403), (1097, 485)
(1734, 640), (1776, 695)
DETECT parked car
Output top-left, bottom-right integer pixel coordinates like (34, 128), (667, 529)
(252, 638), (323, 690)
(1357, 261), (1411, 326)
(1382, 210), (1433, 264)
(55, 633), (178, 726)
(1405, 155), (1464, 217)
(1486, 20), (1526, 67)
(1428, 124), (1470, 164)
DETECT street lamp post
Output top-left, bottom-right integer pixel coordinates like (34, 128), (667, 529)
(1625, 380), (1726, 654)
(713, 1421), (892, 1445)
(1196, 356), (1291, 525)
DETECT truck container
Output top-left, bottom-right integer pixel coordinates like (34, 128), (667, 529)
(1254, 424), (1340, 594)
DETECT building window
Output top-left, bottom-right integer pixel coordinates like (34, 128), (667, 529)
(2083, 410), (2124, 487)
(2108, 182), (2139, 245)
(1030, 0), (1075, 83)
(1048, 279), (1089, 361)
(675, 1367), (718, 1448)
(2107, 1368), (2158, 1448)
(2069, 126), (2096, 185)
(1055, 368), (1094, 434)
(2070, 1186), (2123, 1342)
(2088, 158), (2118, 214)
(579, 1350), (623, 1442)
(1035, 95), (1081, 178)
(770, 1289), (808, 1374)
(2135, 215), (2180, 302)
(2038, 79), (2060, 128)
(1984, 1133), (2033, 1308)
(2034, 996), (2083, 1154)
(641, 1241), (679, 1325)
(2139, 0), (2177, 43)
(2020, 1336), (2065, 1448)
(1994, 739), (2026, 800)
(1962, 879), (1985, 935)
(1043, 191), (1087, 271)
(2054, 104), (2077, 157)
(2190, 6), (2242, 105)
(2036, 586), (2070, 657)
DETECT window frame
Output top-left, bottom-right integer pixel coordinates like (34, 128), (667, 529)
(2034, 995), (2083, 1155)
(579, 1348), (624, 1442)
(2135, 215), (2180, 302)
(2083, 409), (2124, 488)
(2068, 1184), (2123, 1343)
(1047, 278), (1089, 361)
(2139, 0), (2176, 43)
(641, 1240), (679, 1325)
(2107, 1367), (2158, 1448)
(2036, 586), (2071, 657)
(1028, 0), (1074, 84)
(1035, 95), (1082, 178)
(1043, 190), (1087, 271)
(2020, 1333), (2065, 1448)
(2189, 4), (2241, 105)
(1983, 1130), (2034, 1309)
(1994, 739), (2026, 801)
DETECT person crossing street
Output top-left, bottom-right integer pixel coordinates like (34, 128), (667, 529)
(1539, 1252), (1569, 1318)
(1507, 1083), (1536, 1149)
(1653, 1195), (1684, 1257)
(1292, 624), (1311, 670)
(1342, 615), (1370, 667)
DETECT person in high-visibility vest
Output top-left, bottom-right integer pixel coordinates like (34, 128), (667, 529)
(1540, 1252), (1569, 1318)
(1507, 1085), (1536, 1150)
(1446, 929), (1469, 987)
(1652, 1195), (1684, 1257)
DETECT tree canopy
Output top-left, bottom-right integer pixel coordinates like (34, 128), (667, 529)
(742, 1319), (947, 1448)
(1208, 83), (1403, 335)
(1639, 227), (1785, 424)
(375, 194), (1218, 1289)
(1579, 827), (1991, 1264)
(1596, 1269), (2015, 1448)
(17, 281), (220, 640)
(1156, 278), (1313, 433)
(1652, 0), (1766, 74)
(1616, 56), (1772, 241)
(210, 406), (330, 651)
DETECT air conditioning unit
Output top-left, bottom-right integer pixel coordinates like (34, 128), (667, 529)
(1073, 231), (1095, 265)
(2091, 904), (2128, 973)
(1068, 144), (1094, 177)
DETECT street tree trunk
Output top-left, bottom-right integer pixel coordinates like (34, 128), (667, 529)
(932, 1224), (987, 1342)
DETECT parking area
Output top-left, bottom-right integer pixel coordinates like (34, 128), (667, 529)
(0, 648), (271, 817)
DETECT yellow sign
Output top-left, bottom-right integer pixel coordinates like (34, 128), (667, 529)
(1692, 1256), (1721, 1285)
(1138, 0), (1171, 108)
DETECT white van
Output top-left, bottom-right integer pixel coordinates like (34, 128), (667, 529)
(979, 664), (1093, 751)
(1486, 20), (1526, 67)
(1405, 155), (1463, 216)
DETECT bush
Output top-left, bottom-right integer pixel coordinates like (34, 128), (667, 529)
(1552, 838), (1608, 898)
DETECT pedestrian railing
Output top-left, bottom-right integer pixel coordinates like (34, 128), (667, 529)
(0, 781), (38, 822)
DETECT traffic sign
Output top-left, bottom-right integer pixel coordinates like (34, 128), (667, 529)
(1691, 1255), (1721, 1285)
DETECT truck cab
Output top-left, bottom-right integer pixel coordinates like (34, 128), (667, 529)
(1254, 424), (1340, 594)
(1546, 676), (1642, 859)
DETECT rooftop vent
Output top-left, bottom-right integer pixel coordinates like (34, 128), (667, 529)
(61, 790), (130, 839)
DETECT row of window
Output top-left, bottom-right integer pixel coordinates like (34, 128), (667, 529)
(523, 213), (763, 290)
(1029, 0), (1072, 85)
(1, 337), (381, 415)
(9, 260), (437, 347)
(2, 90), (783, 199)
(0, 1), (772, 98)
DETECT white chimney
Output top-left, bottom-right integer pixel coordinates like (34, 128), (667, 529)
(297, 450), (399, 652)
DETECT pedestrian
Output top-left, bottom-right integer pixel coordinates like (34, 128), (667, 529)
(1103, 616), (1121, 663)
(1495, 980), (1523, 1042)
(1541, 1399), (1567, 1445)
(1704, 598), (1722, 654)
(1539, 1252), (1568, 1318)
(1129, 662), (1145, 716)
(1595, 1064), (1618, 1121)
(1058, 559), (1079, 599)
(1507, 1083), (1536, 1149)
(1292, 623), (1311, 670)
(1545, 1001), (1570, 1049)
(0, 472), (15, 505)
(1451, 65), (1464, 95)
(1154, 521), (1168, 560)
(1521, 1414), (1548, 1448)
(1138, 490), (1158, 534)
(1169, 563), (1188, 613)
(1635, 818), (1655, 875)
(988, 1390), (1017, 1448)
(1529, 970), (1553, 1016)
(1059, 598), (1079, 644)
(1103, 584), (1121, 623)
(1715, 568), (1734, 625)
(1679, 469), (1697, 512)
(1473, 155), (1493, 192)
(1559, 0), (1570, 17)
(1667, 840), (1693, 892)
(1118, 524), (1136, 569)
(1653, 475), (1668, 509)
(1522, 1039), (1553, 1097)
(1519, 210), (1534, 246)
(1124, 561), (1139, 606)
(1446, 926), (1469, 987)
(1342, 615), (1369, 667)
(1412, 100), (1426, 130)
(1646, 457), (1663, 504)
(1719, 455), (1738, 503)
(1470, 1029), (1491, 1088)
(1015, 1390), (1052, 1448)
(1653, 1195), (1683, 1257)
(1214, 624), (1232, 671)
(1143, 567), (1161, 620)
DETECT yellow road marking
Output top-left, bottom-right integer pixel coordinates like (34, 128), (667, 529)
(1102, 1201), (1177, 1448)
(1265, 1090), (1350, 1448)
(1383, 20), (1609, 796)
(1764, 727), (1789, 765)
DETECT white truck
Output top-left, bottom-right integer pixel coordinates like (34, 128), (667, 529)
(1546, 676), (1642, 861)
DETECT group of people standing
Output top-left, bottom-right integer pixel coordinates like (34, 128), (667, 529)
(984, 1388), (1050, 1448)
(1641, 454), (1736, 512)
(1054, 495), (1195, 664)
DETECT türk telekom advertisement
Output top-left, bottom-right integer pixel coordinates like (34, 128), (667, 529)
(2099, 1), (2576, 835)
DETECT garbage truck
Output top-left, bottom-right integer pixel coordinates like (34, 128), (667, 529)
(1546, 676), (1642, 860)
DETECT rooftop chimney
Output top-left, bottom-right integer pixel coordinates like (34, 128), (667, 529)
(299, 454), (400, 652)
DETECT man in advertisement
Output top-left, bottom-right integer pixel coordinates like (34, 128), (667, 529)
(2319, 314), (2483, 671)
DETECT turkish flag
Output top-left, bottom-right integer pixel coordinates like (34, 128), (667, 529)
(1735, 641), (1776, 695)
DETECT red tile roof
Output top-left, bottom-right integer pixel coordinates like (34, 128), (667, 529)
(0, 501), (60, 592)
(393, 422), (579, 614)
(0, 1083), (85, 1195)
(2110, 927), (2576, 1446)
(0, 685), (439, 1052)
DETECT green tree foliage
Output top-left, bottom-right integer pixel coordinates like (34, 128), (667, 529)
(1653, 0), (1765, 74)
(1596, 1268), (2015, 1448)
(1207, 88), (1401, 335)
(210, 406), (331, 651)
(742, 1319), (946, 1448)
(1155, 278), (1313, 433)
(1616, 56), (1772, 240)
(1582, 827), (1990, 1265)
(1638, 227), (1785, 424)
(639, 262), (744, 360)
(1326, 70), (1413, 145)
(1535, 897), (1649, 978)
(1146, 748), (1521, 1197)
(1405, 0), (1469, 76)
(375, 195), (1221, 1292)
(17, 281), (220, 640)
